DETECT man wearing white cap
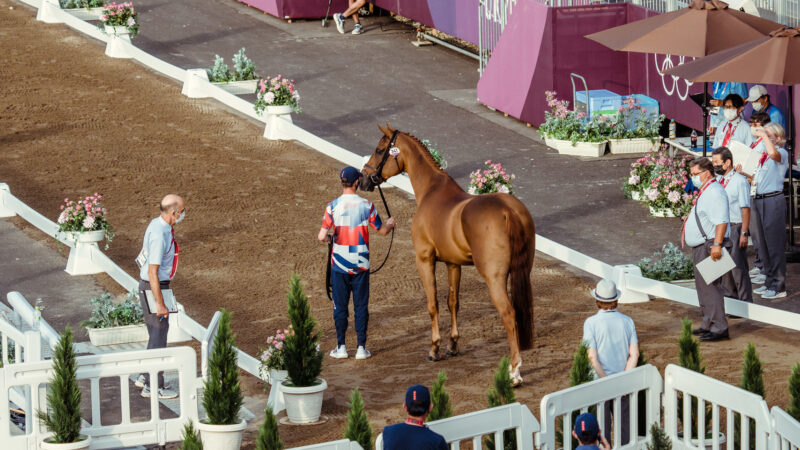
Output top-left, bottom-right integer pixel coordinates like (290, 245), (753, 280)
(747, 85), (785, 129)
(583, 279), (639, 445)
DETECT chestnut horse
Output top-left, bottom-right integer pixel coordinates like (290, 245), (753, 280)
(360, 125), (535, 385)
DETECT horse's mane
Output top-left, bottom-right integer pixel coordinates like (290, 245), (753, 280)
(402, 131), (446, 173)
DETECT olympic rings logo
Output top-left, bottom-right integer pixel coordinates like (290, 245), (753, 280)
(654, 54), (695, 101)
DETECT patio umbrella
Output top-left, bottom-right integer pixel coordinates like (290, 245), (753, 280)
(665, 27), (799, 246)
(585, 0), (782, 155)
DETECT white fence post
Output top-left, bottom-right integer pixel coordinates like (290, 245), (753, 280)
(35, 0), (63, 23)
(64, 239), (104, 275)
(182, 68), (212, 98)
(771, 406), (800, 450)
(263, 111), (295, 140)
(614, 264), (650, 303)
(0, 183), (16, 217)
(105, 32), (133, 59)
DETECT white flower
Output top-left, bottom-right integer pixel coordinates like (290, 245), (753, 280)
(667, 191), (681, 204)
(682, 193), (691, 202)
(468, 186), (477, 195)
(264, 92), (275, 104)
(644, 188), (659, 202)
(628, 175), (640, 185)
(82, 215), (95, 229)
(57, 211), (67, 224)
(497, 185), (510, 194)
(292, 91), (300, 101)
(127, 17), (135, 27)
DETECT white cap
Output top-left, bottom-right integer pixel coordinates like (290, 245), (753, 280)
(591, 279), (621, 303)
(747, 85), (768, 103)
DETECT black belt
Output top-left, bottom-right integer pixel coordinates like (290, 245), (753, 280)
(753, 191), (782, 199)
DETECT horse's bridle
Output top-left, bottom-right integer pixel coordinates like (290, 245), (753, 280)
(363, 130), (400, 187)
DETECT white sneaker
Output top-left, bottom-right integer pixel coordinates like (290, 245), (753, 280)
(134, 374), (146, 389)
(751, 274), (766, 284)
(761, 290), (787, 299)
(355, 346), (371, 360)
(749, 267), (762, 277)
(334, 13), (345, 34)
(352, 23), (363, 35)
(753, 285), (768, 294)
(141, 385), (178, 399)
(329, 345), (348, 359)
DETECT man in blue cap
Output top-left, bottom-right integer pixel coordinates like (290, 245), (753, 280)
(572, 413), (611, 450)
(382, 384), (448, 450)
(318, 166), (395, 360)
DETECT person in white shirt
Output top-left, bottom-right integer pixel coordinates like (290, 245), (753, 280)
(713, 94), (752, 149)
(711, 147), (753, 303)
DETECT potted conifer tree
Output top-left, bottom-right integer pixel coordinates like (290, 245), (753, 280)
(484, 356), (517, 450)
(37, 326), (91, 449)
(427, 370), (453, 422)
(344, 388), (372, 450)
(256, 406), (283, 450)
(788, 363), (800, 421)
(280, 274), (327, 424)
(181, 422), (203, 450)
(196, 309), (247, 449)
(734, 343), (764, 450)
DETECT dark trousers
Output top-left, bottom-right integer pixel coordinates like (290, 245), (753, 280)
(692, 242), (730, 334)
(751, 195), (786, 292)
(725, 223), (753, 302)
(603, 396), (630, 445)
(138, 279), (170, 389)
(331, 270), (369, 347)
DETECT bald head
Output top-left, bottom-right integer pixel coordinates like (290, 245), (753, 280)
(159, 194), (185, 225)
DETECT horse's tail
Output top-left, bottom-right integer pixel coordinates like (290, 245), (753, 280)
(507, 210), (534, 350)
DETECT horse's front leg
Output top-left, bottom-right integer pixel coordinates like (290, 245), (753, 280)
(415, 252), (441, 361)
(446, 263), (461, 356)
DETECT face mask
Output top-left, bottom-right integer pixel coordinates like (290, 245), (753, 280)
(751, 100), (764, 111)
(723, 108), (738, 122)
(713, 165), (726, 175)
(691, 175), (703, 187)
(176, 211), (185, 224)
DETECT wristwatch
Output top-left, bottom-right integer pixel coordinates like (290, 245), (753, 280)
(742, 231), (750, 236)
(712, 242), (722, 247)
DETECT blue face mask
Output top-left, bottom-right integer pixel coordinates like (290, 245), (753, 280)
(691, 175), (703, 187)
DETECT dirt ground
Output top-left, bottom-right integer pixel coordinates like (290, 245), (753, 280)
(1, 2), (799, 447)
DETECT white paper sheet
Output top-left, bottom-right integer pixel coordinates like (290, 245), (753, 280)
(727, 141), (761, 177)
(696, 247), (736, 284)
(144, 289), (179, 314)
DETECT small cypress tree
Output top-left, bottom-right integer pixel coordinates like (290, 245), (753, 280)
(646, 423), (672, 450)
(343, 388), (372, 450)
(256, 406), (283, 450)
(284, 274), (323, 387)
(570, 340), (595, 386)
(37, 326), (82, 443)
(202, 309), (244, 425)
(428, 370), (453, 422)
(485, 356), (517, 450)
(677, 318), (709, 439)
(181, 421), (203, 450)
(788, 363), (800, 422)
(734, 343), (764, 450)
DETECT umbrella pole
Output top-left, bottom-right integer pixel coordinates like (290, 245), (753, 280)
(703, 82), (709, 157)
(790, 85), (796, 250)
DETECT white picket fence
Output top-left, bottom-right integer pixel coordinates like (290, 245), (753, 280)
(772, 406), (800, 450)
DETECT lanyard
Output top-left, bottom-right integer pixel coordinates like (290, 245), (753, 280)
(406, 418), (425, 426)
(722, 170), (735, 188)
(750, 137), (763, 149)
(169, 228), (179, 280)
(682, 179), (717, 247)
(722, 119), (740, 147)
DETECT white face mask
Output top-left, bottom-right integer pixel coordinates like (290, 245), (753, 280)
(176, 210), (185, 224)
(691, 175), (703, 187)
(723, 108), (738, 122)
(751, 100), (764, 111)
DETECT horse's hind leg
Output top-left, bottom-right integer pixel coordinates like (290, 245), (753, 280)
(415, 252), (442, 361)
(446, 263), (461, 356)
(484, 272), (523, 386)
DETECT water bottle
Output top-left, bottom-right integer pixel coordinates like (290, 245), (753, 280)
(691, 129), (698, 149)
(669, 119), (676, 140)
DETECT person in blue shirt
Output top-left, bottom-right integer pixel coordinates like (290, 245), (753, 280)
(709, 82), (748, 134)
(747, 85), (785, 129)
(571, 413), (611, 450)
(382, 385), (448, 450)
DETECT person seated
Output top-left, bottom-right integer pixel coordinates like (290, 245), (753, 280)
(572, 412), (611, 450)
(382, 385), (448, 450)
(713, 94), (752, 149)
(747, 85), (785, 128)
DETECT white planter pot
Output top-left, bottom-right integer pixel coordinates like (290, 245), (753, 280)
(630, 190), (642, 201)
(41, 435), (91, 449)
(104, 25), (132, 59)
(64, 6), (105, 21)
(60, 229), (105, 244)
(556, 140), (607, 157)
(670, 278), (696, 289)
(544, 137), (567, 152)
(263, 105), (294, 140)
(212, 79), (259, 95)
(266, 369), (288, 414)
(196, 419), (247, 450)
(104, 25), (129, 35)
(281, 378), (327, 424)
(60, 230), (106, 275)
(87, 324), (148, 346)
(648, 206), (678, 218)
(609, 137), (662, 154)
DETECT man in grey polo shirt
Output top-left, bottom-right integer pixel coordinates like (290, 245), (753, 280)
(685, 157), (731, 342)
(583, 279), (639, 445)
(134, 194), (185, 400)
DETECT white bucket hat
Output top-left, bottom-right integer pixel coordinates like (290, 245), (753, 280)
(591, 279), (621, 303)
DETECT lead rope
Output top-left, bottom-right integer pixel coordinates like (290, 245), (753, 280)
(370, 184), (393, 274)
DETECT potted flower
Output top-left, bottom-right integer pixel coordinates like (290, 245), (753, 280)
(467, 160), (515, 195)
(37, 326), (91, 449)
(80, 292), (147, 346)
(641, 154), (693, 217)
(206, 48), (260, 95)
(566, 115), (610, 157)
(538, 90), (585, 153)
(623, 152), (660, 201)
(254, 75), (300, 140)
(100, 2), (138, 38)
(608, 96), (665, 154)
(281, 274), (326, 424)
(197, 308), (247, 449)
(60, 0), (106, 20)
(637, 242), (694, 288)
(57, 194), (114, 275)
(259, 324), (294, 412)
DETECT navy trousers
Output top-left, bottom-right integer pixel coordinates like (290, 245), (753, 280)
(331, 269), (369, 347)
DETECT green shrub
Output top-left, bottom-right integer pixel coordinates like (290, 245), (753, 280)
(788, 363), (800, 422)
(256, 406), (283, 450)
(677, 318), (709, 439)
(36, 327), (82, 444)
(646, 423), (672, 450)
(232, 48), (258, 81)
(485, 356), (517, 450)
(428, 370), (453, 422)
(80, 291), (143, 329)
(637, 243), (694, 282)
(202, 309), (243, 425)
(343, 388), (372, 450)
(283, 274), (323, 387)
(734, 343), (764, 450)
(181, 421), (203, 450)
(571, 341), (594, 386)
(207, 55), (231, 82)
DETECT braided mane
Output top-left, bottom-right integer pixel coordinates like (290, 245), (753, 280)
(402, 132), (445, 172)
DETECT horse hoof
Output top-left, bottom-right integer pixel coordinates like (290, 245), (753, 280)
(511, 377), (523, 388)
(427, 354), (441, 362)
(447, 349), (459, 357)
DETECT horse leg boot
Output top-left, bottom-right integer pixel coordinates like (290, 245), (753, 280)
(446, 263), (461, 356)
(486, 277), (523, 386)
(415, 254), (442, 361)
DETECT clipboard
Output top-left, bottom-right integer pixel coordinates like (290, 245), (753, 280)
(696, 247), (735, 284)
(143, 289), (179, 315)
(727, 141), (761, 178)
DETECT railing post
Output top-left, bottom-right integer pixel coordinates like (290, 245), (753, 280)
(0, 183), (16, 218)
(181, 68), (212, 99)
(614, 264), (650, 303)
(36, 0), (63, 24)
(23, 330), (41, 362)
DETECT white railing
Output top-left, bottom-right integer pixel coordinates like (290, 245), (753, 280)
(772, 406), (800, 450)
(664, 364), (772, 450)
(290, 440), (364, 450)
(7, 291), (60, 351)
(375, 402), (539, 449)
(0, 346), (199, 449)
(478, 0), (517, 73)
(200, 310), (221, 380)
(539, 365), (663, 450)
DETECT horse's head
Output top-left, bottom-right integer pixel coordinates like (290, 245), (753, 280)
(360, 125), (406, 192)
